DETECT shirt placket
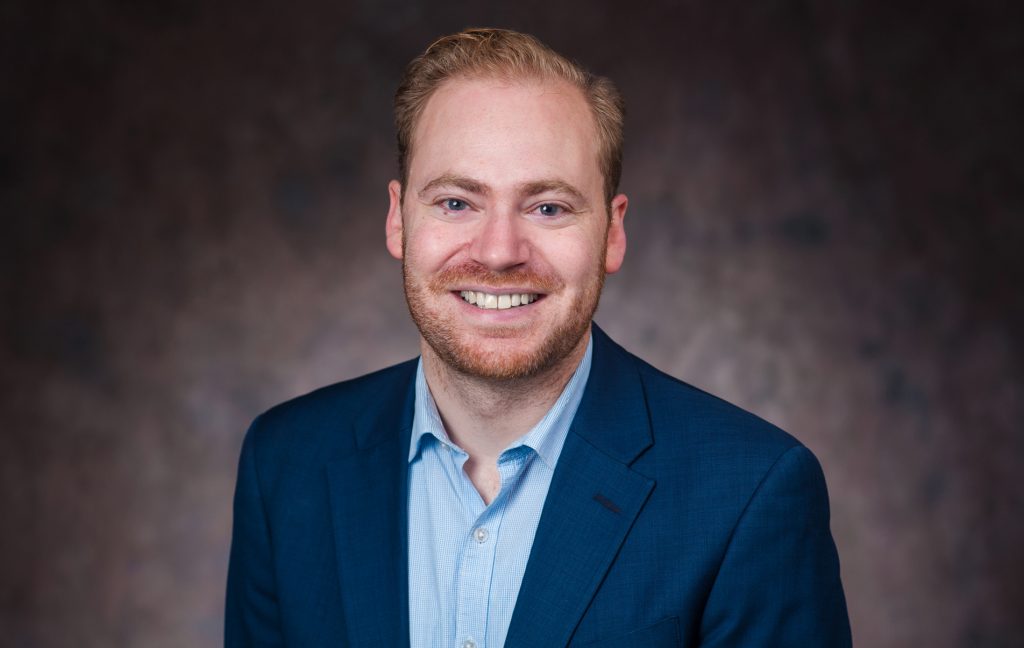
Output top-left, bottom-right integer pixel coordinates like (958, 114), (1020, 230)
(453, 502), (499, 648)
(451, 448), (531, 648)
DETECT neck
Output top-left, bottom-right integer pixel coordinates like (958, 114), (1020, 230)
(421, 328), (590, 464)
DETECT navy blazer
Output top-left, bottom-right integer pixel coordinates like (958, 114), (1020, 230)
(226, 325), (851, 646)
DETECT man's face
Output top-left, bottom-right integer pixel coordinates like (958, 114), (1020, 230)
(386, 76), (627, 381)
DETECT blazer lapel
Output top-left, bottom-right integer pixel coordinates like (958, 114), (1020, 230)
(505, 325), (656, 647)
(325, 363), (416, 647)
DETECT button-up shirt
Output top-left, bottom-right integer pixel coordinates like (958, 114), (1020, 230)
(407, 337), (593, 648)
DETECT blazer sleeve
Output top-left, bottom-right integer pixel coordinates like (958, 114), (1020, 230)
(698, 445), (852, 647)
(225, 418), (286, 647)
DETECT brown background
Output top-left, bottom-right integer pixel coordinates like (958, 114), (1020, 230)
(2, 1), (1022, 646)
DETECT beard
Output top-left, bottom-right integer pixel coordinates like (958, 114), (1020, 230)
(402, 253), (606, 382)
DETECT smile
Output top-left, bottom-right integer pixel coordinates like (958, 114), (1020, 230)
(458, 290), (539, 310)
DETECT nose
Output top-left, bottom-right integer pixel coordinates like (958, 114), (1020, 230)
(468, 208), (529, 271)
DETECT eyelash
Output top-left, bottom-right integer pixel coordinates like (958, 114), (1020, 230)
(433, 198), (573, 217)
(535, 203), (565, 217)
(440, 198), (469, 212)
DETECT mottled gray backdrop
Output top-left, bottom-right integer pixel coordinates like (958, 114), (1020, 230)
(2, 1), (1022, 646)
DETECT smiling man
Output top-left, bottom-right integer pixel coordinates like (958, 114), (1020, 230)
(226, 29), (851, 647)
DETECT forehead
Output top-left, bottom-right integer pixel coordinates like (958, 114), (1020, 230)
(409, 76), (602, 190)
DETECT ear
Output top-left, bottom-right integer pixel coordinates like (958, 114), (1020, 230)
(385, 179), (404, 260)
(604, 193), (628, 274)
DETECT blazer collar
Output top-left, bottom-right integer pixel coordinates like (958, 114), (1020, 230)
(325, 360), (416, 646)
(569, 323), (655, 464)
(505, 323), (656, 646)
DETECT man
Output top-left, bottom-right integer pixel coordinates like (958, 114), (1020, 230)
(226, 28), (851, 647)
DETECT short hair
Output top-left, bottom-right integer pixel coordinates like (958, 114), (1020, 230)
(394, 28), (625, 204)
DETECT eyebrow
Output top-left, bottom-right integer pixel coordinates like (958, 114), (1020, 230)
(517, 179), (588, 206)
(418, 174), (589, 206)
(418, 174), (490, 199)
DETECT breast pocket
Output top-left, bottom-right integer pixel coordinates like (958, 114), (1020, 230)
(575, 617), (681, 647)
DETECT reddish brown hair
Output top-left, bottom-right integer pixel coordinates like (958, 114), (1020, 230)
(394, 28), (625, 203)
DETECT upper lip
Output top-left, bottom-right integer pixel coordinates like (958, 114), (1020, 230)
(452, 287), (544, 294)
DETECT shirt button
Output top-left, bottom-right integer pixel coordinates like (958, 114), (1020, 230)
(473, 527), (489, 543)
(462, 638), (477, 648)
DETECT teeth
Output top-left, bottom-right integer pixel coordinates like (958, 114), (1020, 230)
(459, 291), (538, 309)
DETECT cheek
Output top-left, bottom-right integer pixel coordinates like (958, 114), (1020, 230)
(536, 234), (604, 282)
(405, 221), (468, 269)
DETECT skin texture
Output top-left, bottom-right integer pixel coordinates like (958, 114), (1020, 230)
(385, 75), (628, 502)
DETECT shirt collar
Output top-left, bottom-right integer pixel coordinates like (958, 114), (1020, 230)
(408, 334), (593, 469)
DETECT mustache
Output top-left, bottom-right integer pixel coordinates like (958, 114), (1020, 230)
(428, 261), (562, 293)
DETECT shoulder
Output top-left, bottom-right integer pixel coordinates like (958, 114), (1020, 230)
(593, 326), (800, 461)
(242, 358), (418, 464)
(601, 336), (810, 497)
(634, 353), (799, 456)
(602, 338), (835, 546)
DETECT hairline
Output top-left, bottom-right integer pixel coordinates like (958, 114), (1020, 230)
(394, 29), (624, 209)
(401, 72), (602, 206)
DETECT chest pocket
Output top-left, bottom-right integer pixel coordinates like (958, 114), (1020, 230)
(575, 617), (680, 647)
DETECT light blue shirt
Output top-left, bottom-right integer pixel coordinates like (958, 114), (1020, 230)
(407, 336), (593, 648)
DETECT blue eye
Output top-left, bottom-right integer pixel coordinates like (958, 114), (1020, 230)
(537, 203), (563, 217)
(443, 198), (468, 211)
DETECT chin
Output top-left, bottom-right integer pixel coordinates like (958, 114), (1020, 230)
(415, 317), (591, 382)
(441, 338), (553, 381)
